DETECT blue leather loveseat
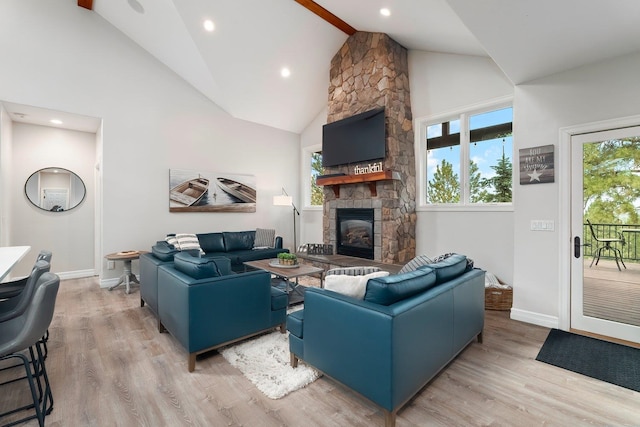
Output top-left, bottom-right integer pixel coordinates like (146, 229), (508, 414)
(287, 254), (484, 427)
(157, 252), (287, 372)
(140, 230), (288, 327)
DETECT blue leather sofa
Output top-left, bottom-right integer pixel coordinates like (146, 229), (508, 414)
(140, 230), (288, 327)
(287, 254), (484, 427)
(157, 252), (288, 372)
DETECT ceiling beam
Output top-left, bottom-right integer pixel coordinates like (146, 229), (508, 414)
(294, 0), (357, 35)
(78, 0), (93, 10)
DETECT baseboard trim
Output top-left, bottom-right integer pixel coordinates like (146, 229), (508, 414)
(57, 269), (96, 280)
(510, 308), (558, 329)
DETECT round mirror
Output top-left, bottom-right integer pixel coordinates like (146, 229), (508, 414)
(24, 167), (86, 212)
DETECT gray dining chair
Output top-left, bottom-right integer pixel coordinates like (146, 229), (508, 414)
(0, 272), (59, 427)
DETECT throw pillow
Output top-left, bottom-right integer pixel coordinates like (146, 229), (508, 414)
(254, 228), (276, 249)
(324, 271), (390, 300)
(165, 234), (179, 249)
(398, 254), (434, 274)
(175, 233), (203, 253)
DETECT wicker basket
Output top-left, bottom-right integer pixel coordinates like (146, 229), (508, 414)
(485, 286), (513, 311)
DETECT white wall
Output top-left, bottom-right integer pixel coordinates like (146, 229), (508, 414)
(0, 1), (300, 282)
(409, 51), (515, 283)
(11, 123), (95, 277)
(512, 52), (640, 326)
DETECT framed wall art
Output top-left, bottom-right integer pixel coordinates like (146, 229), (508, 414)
(169, 169), (256, 212)
(519, 144), (555, 185)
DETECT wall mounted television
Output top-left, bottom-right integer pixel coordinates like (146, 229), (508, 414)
(322, 107), (386, 167)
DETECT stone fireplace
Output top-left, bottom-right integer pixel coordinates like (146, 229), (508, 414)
(321, 32), (416, 265)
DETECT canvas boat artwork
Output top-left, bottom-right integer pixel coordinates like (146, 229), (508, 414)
(216, 177), (257, 203)
(169, 177), (209, 207)
(169, 169), (256, 213)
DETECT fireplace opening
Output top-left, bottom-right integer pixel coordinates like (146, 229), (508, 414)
(336, 208), (374, 259)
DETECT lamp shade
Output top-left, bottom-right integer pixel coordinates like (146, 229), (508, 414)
(273, 195), (292, 206)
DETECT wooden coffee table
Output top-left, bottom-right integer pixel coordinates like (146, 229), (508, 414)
(243, 259), (324, 305)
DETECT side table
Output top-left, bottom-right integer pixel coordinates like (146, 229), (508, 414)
(105, 250), (147, 294)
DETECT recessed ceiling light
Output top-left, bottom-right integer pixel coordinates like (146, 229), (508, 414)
(380, 8), (391, 17)
(281, 67), (291, 78)
(50, 119), (63, 125)
(203, 19), (215, 32)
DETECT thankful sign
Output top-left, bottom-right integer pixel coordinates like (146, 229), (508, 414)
(519, 144), (555, 185)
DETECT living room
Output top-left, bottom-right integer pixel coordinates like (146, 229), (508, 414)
(1, 0), (640, 425)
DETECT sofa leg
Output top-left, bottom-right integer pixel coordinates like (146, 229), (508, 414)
(384, 409), (397, 427)
(279, 323), (286, 334)
(290, 353), (298, 368)
(477, 331), (483, 344)
(140, 298), (145, 307)
(188, 354), (196, 372)
(159, 321), (166, 333)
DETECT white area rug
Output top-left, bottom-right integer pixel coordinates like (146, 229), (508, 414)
(220, 330), (320, 399)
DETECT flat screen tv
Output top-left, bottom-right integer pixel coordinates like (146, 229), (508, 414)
(322, 107), (385, 167)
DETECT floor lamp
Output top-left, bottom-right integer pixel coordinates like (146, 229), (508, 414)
(273, 188), (300, 251)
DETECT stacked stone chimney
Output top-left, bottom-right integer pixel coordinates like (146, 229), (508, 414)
(323, 32), (416, 264)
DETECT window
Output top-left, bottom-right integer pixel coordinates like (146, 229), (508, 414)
(310, 151), (324, 206)
(302, 144), (324, 208)
(422, 101), (513, 206)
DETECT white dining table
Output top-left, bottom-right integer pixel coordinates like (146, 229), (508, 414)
(0, 246), (31, 282)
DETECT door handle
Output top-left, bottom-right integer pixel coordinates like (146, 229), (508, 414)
(574, 236), (590, 258)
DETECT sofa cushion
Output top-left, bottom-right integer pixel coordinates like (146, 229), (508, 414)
(223, 231), (255, 251)
(175, 233), (203, 253)
(174, 252), (222, 279)
(398, 254), (434, 274)
(419, 254), (468, 284)
(254, 228), (276, 248)
(364, 268), (437, 306)
(197, 232), (225, 253)
(235, 248), (286, 263)
(324, 271), (390, 300)
(152, 241), (179, 262)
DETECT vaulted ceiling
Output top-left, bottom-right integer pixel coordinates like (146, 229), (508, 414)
(79, 0), (640, 133)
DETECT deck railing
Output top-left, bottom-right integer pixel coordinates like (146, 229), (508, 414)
(584, 222), (640, 263)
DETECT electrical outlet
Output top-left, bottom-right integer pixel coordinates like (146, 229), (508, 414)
(107, 260), (115, 270)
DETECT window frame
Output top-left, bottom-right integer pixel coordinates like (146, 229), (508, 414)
(415, 96), (514, 212)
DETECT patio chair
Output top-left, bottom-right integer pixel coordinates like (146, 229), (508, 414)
(586, 220), (626, 271)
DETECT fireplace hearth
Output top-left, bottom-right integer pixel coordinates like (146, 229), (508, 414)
(336, 208), (374, 260)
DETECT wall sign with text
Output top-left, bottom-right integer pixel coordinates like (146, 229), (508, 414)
(519, 145), (554, 185)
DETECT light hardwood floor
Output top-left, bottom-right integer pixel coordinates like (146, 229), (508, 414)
(1, 277), (639, 427)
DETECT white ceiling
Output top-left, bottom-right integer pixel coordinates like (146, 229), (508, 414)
(8, 0), (640, 134)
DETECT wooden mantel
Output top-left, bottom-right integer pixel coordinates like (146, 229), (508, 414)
(316, 170), (401, 198)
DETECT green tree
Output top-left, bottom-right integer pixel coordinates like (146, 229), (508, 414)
(583, 138), (640, 225)
(428, 159), (459, 203)
(481, 151), (512, 203)
(469, 160), (490, 203)
(310, 152), (324, 206)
